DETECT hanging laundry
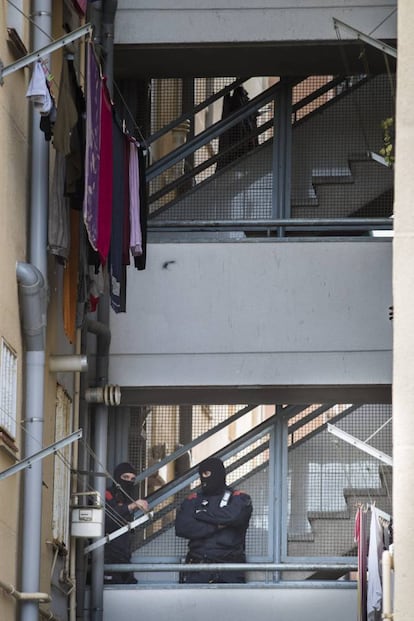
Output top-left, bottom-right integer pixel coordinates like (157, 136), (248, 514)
(26, 60), (53, 114)
(122, 136), (131, 267)
(83, 43), (102, 257)
(53, 57), (78, 156)
(128, 137), (143, 257)
(367, 507), (384, 621)
(64, 58), (86, 202)
(49, 57), (80, 262)
(83, 44), (113, 265)
(355, 506), (368, 621)
(72, 0), (87, 15)
(96, 76), (113, 264)
(109, 115), (129, 313)
(49, 151), (70, 260)
(134, 144), (148, 271)
(88, 261), (105, 313)
(39, 102), (57, 141)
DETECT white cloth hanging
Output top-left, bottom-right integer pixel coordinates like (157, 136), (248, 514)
(26, 61), (52, 114)
(367, 506), (383, 621)
(128, 138), (143, 257)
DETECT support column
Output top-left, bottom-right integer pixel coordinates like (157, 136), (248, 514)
(272, 79), (292, 236)
(393, 2), (414, 620)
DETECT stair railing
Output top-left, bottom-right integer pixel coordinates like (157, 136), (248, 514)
(137, 403), (362, 546)
(146, 74), (370, 218)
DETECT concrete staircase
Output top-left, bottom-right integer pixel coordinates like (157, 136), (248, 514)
(288, 465), (392, 558)
(292, 154), (393, 218)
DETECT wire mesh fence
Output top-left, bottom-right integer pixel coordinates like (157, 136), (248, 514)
(113, 402), (392, 571)
(287, 403), (392, 558)
(144, 74), (394, 229)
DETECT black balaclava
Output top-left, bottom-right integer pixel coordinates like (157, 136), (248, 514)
(198, 457), (226, 496)
(113, 462), (137, 500)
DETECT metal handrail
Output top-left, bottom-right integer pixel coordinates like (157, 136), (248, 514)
(137, 404), (360, 541)
(146, 74), (369, 211)
(105, 562), (357, 574)
(148, 217), (393, 232)
(147, 76), (250, 146)
(147, 77), (301, 181)
(133, 404), (258, 486)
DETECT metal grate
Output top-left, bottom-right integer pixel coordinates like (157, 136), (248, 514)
(287, 403), (392, 558)
(145, 74), (394, 232)
(291, 74), (394, 220)
(117, 402), (392, 575)
(127, 404), (271, 560)
(52, 384), (73, 546)
(147, 77), (275, 221)
(131, 440), (270, 560)
(0, 338), (18, 439)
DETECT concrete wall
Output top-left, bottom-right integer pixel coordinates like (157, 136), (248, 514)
(115, 0), (396, 45)
(100, 585), (357, 621)
(393, 1), (414, 620)
(109, 239), (392, 400)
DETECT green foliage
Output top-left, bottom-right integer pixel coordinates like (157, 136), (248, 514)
(379, 117), (395, 167)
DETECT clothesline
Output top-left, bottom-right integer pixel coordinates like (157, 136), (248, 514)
(0, 21), (92, 84)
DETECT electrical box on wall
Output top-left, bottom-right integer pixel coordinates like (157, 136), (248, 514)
(71, 491), (104, 538)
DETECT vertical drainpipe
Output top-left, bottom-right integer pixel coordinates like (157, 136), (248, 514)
(18, 3), (51, 621)
(16, 263), (47, 621)
(89, 316), (111, 621)
(89, 3), (117, 620)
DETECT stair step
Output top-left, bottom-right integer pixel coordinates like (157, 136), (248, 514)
(343, 487), (388, 497)
(311, 166), (353, 185)
(308, 510), (349, 521)
(288, 532), (314, 542)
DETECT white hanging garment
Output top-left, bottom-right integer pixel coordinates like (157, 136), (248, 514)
(367, 506), (383, 621)
(26, 61), (52, 114)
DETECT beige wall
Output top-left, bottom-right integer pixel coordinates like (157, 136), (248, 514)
(0, 2), (30, 618)
(0, 2), (82, 618)
(393, 1), (414, 620)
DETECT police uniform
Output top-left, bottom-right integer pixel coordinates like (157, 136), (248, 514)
(175, 457), (252, 583)
(104, 462), (138, 585)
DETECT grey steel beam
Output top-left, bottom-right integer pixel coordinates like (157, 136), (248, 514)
(327, 423), (393, 466)
(104, 562), (357, 573)
(0, 23), (92, 84)
(148, 218), (392, 231)
(0, 430), (82, 481)
(333, 18), (397, 58)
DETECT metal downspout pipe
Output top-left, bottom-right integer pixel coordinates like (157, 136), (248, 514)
(88, 316), (111, 621)
(18, 3), (51, 621)
(29, 0), (51, 279)
(88, 3), (117, 620)
(17, 260), (47, 621)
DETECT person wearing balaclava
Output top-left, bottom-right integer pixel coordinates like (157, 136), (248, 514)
(104, 462), (149, 584)
(175, 456), (252, 583)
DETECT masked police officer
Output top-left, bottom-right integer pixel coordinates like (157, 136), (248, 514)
(175, 457), (252, 583)
(104, 462), (149, 584)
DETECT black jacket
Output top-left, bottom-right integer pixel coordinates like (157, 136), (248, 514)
(175, 487), (252, 562)
(104, 489), (134, 564)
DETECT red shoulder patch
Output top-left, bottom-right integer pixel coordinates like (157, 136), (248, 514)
(187, 492), (198, 500)
(233, 490), (246, 496)
(105, 490), (113, 500)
